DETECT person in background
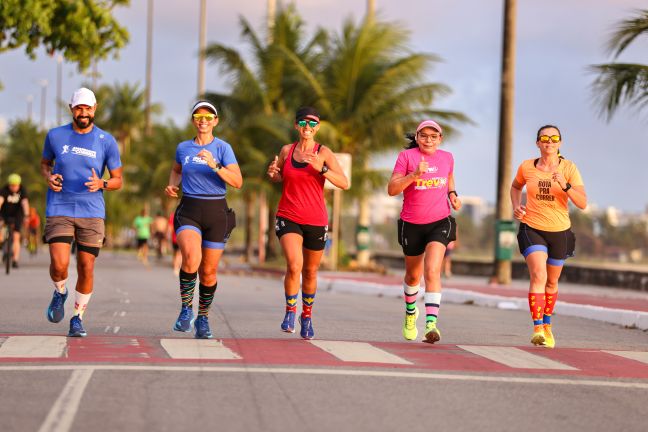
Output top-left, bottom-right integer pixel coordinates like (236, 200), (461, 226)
(0, 173), (30, 268)
(133, 208), (153, 265)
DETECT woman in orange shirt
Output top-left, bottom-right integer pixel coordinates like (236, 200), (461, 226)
(510, 125), (587, 348)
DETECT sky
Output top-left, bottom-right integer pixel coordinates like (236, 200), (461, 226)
(1, 0), (647, 212)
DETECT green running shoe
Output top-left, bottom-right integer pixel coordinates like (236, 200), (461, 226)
(424, 321), (441, 344)
(402, 307), (419, 341)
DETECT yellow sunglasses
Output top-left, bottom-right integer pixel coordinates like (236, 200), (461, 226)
(193, 113), (216, 121)
(538, 135), (561, 143)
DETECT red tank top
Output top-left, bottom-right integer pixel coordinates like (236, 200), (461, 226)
(276, 143), (328, 226)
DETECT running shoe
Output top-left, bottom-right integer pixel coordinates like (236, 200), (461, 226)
(194, 315), (213, 339)
(423, 321), (441, 344)
(68, 315), (87, 337)
(281, 310), (296, 333)
(299, 315), (314, 340)
(173, 306), (195, 332)
(543, 324), (555, 348)
(402, 307), (419, 341)
(46, 290), (68, 323)
(530, 325), (546, 346)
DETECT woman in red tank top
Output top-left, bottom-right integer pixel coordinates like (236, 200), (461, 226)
(267, 107), (349, 339)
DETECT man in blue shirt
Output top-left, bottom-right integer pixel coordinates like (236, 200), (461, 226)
(40, 87), (123, 337)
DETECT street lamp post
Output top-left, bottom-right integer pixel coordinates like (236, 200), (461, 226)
(39, 79), (48, 130)
(145, 0), (154, 136)
(493, 0), (517, 285)
(197, 0), (206, 98)
(56, 55), (63, 125)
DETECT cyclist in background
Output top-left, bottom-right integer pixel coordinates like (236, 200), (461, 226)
(27, 207), (41, 255)
(0, 173), (30, 269)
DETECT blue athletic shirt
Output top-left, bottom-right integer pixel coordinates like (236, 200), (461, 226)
(42, 123), (122, 218)
(175, 138), (237, 199)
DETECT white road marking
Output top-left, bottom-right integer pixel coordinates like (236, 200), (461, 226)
(104, 326), (111, 333)
(113, 327), (120, 334)
(458, 345), (578, 370)
(0, 336), (67, 358)
(160, 339), (241, 360)
(119, 311), (126, 317)
(37, 369), (94, 432)
(604, 351), (648, 365)
(310, 340), (412, 364)
(1, 365), (645, 389)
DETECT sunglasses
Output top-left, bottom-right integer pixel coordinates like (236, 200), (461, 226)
(418, 133), (441, 141)
(297, 119), (319, 128)
(538, 135), (561, 143)
(193, 113), (216, 121)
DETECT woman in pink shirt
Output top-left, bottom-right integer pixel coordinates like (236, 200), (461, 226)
(388, 120), (461, 344)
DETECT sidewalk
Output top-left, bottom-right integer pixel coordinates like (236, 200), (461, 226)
(317, 272), (648, 331)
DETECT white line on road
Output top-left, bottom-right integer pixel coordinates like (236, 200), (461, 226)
(37, 369), (94, 432)
(310, 340), (412, 365)
(119, 311), (126, 317)
(1, 365), (646, 389)
(160, 339), (242, 360)
(0, 336), (67, 358)
(458, 346), (578, 370)
(113, 327), (120, 334)
(104, 326), (111, 333)
(604, 351), (648, 365)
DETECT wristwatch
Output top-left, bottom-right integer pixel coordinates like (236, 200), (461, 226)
(103, 180), (108, 189)
(212, 163), (222, 173)
(562, 182), (571, 192)
(319, 165), (329, 175)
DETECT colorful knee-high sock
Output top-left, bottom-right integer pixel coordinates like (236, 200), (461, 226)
(198, 283), (217, 317)
(301, 292), (316, 318)
(179, 270), (198, 308)
(73, 291), (92, 318)
(285, 293), (298, 313)
(528, 293), (546, 327)
(424, 292), (442, 324)
(403, 283), (419, 315)
(543, 291), (557, 325)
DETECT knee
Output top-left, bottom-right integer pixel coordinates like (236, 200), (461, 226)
(286, 261), (302, 276)
(404, 274), (420, 287)
(425, 263), (442, 280)
(181, 254), (201, 272)
(76, 260), (94, 277)
(529, 268), (547, 285)
(302, 266), (318, 281)
(545, 279), (558, 293)
(199, 269), (217, 285)
(50, 262), (68, 278)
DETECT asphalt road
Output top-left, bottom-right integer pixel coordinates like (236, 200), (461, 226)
(1, 250), (647, 432)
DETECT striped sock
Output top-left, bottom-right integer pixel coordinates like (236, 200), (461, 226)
(424, 292), (442, 324)
(543, 291), (557, 325)
(403, 282), (419, 315)
(285, 293), (298, 313)
(198, 283), (217, 317)
(179, 270), (197, 308)
(73, 291), (92, 318)
(528, 293), (546, 326)
(301, 292), (316, 318)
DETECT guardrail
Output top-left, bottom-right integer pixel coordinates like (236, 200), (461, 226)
(372, 252), (648, 292)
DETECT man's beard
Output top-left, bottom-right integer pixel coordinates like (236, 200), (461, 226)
(73, 115), (94, 129)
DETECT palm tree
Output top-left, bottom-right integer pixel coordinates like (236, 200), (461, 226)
(203, 5), (327, 260)
(590, 9), (648, 120)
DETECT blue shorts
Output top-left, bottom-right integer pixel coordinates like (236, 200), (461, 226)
(517, 223), (575, 266)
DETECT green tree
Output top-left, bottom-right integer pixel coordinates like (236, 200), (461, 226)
(0, 120), (47, 216)
(590, 9), (648, 120)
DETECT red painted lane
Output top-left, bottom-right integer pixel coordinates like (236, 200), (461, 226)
(322, 275), (648, 313)
(1, 334), (648, 379)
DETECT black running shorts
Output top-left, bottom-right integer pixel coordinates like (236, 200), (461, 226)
(275, 216), (327, 251)
(398, 216), (457, 256)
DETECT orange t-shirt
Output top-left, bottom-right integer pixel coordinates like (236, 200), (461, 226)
(514, 158), (584, 232)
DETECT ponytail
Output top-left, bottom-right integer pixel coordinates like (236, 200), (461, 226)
(404, 132), (417, 149)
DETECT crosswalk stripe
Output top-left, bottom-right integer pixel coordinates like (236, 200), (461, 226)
(309, 340), (412, 365)
(458, 345), (578, 370)
(603, 351), (648, 365)
(160, 339), (241, 360)
(0, 336), (67, 358)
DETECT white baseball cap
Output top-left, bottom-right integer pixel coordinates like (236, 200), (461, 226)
(70, 88), (97, 108)
(191, 100), (218, 116)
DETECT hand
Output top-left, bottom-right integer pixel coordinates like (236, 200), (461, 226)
(450, 194), (462, 211)
(304, 150), (323, 172)
(48, 174), (63, 192)
(267, 155), (281, 179)
(84, 168), (102, 192)
(513, 205), (527, 221)
(414, 156), (428, 178)
(165, 185), (179, 198)
(552, 172), (567, 189)
(197, 149), (217, 169)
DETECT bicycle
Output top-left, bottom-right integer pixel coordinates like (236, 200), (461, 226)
(1, 220), (14, 275)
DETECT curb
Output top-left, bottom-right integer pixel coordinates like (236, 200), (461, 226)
(319, 277), (648, 331)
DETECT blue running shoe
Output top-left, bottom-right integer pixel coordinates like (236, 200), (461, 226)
(299, 315), (314, 340)
(68, 315), (87, 337)
(281, 310), (296, 333)
(47, 290), (68, 323)
(194, 315), (213, 339)
(173, 306), (195, 332)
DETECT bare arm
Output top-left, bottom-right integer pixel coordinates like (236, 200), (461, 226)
(104, 167), (123, 191)
(165, 162), (183, 198)
(447, 173), (461, 210)
(511, 179), (525, 220)
(41, 158), (63, 192)
(217, 163), (243, 189)
(318, 147), (349, 190)
(267, 145), (290, 183)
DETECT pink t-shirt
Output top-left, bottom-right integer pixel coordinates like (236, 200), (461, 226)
(392, 147), (454, 224)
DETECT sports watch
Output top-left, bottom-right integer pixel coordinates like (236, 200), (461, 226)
(319, 165), (329, 175)
(562, 183), (571, 192)
(103, 180), (108, 189)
